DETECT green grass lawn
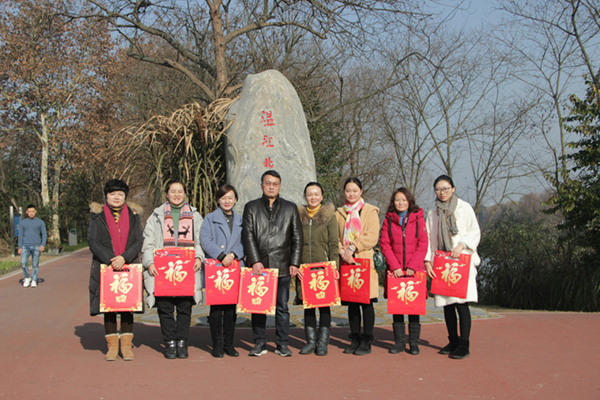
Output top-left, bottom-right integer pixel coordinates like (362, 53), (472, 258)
(0, 261), (20, 275)
(61, 241), (88, 252)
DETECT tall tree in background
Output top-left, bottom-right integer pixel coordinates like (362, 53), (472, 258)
(0, 0), (117, 244)
(553, 72), (600, 249)
(82, 0), (424, 105)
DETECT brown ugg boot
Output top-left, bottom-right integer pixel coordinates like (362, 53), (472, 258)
(120, 333), (134, 361)
(105, 334), (119, 361)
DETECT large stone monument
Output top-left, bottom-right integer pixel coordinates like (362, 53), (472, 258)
(226, 70), (317, 211)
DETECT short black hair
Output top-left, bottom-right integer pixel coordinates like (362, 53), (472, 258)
(25, 204), (36, 211)
(433, 174), (454, 188)
(165, 180), (186, 194)
(216, 184), (238, 201)
(304, 182), (323, 196)
(261, 170), (281, 183)
(344, 177), (363, 190)
(104, 179), (129, 198)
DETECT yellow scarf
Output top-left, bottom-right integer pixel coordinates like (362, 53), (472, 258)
(307, 204), (321, 219)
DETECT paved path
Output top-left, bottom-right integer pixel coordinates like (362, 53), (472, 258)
(1, 249), (598, 399)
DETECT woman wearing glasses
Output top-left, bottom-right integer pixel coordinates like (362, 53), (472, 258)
(424, 175), (480, 359)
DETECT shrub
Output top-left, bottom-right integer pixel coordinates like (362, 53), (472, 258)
(478, 214), (600, 311)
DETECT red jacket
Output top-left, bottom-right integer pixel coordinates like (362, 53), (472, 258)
(380, 208), (428, 273)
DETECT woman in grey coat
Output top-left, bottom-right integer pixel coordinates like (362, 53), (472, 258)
(201, 184), (244, 358)
(142, 180), (205, 359)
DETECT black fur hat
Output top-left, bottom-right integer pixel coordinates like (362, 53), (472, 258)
(104, 179), (129, 198)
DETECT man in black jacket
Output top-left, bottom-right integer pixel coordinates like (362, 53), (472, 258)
(242, 170), (303, 357)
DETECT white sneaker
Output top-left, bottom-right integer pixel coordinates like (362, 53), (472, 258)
(23, 278), (31, 287)
(31, 280), (37, 288)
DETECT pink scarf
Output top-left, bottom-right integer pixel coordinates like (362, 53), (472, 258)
(103, 203), (130, 256)
(343, 198), (364, 248)
(163, 201), (195, 247)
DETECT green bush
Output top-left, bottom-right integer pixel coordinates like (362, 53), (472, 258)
(478, 214), (600, 311)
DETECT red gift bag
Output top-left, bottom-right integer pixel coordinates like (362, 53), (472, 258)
(237, 268), (278, 315)
(387, 271), (427, 315)
(204, 259), (241, 305)
(340, 258), (371, 304)
(430, 251), (471, 299)
(300, 261), (341, 309)
(100, 264), (143, 312)
(154, 248), (196, 297)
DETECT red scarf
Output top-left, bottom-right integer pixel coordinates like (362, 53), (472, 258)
(104, 203), (130, 256)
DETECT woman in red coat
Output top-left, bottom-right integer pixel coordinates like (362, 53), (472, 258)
(380, 187), (428, 355)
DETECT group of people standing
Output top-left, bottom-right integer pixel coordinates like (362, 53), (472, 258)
(86, 170), (480, 362)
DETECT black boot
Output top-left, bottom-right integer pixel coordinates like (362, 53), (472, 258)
(450, 338), (470, 359)
(209, 311), (224, 358)
(176, 339), (189, 359)
(300, 326), (317, 355)
(223, 311), (238, 357)
(315, 327), (331, 356)
(389, 323), (405, 354)
(343, 333), (361, 354)
(353, 334), (373, 355)
(438, 335), (459, 355)
(164, 340), (177, 359)
(408, 322), (421, 355)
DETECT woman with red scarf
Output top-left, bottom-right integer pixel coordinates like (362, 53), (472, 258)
(88, 179), (144, 361)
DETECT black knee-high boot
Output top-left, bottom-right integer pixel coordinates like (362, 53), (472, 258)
(208, 307), (224, 358)
(223, 307), (238, 357)
(389, 322), (405, 354)
(408, 322), (421, 355)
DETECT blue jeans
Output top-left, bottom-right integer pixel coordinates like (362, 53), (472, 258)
(21, 245), (41, 282)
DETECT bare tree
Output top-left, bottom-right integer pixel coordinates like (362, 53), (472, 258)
(0, 0), (117, 244)
(81, 0), (426, 106)
(498, 0), (600, 186)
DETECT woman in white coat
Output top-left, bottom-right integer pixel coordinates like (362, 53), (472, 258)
(425, 175), (480, 359)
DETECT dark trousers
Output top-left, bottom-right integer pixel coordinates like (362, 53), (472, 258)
(304, 307), (331, 329)
(252, 275), (291, 346)
(348, 302), (375, 338)
(156, 296), (193, 341)
(104, 312), (134, 335)
(444, 303), (471, 341)
(209, 304), (237, 347)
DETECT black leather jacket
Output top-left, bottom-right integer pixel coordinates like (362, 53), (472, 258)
(242, 195), (303, 277)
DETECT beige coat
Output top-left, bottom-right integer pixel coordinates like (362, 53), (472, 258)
(335, 203), (380, 299)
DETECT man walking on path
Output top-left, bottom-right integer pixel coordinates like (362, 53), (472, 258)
(242, 170), (303, 357)
(18, 204), (47, 288)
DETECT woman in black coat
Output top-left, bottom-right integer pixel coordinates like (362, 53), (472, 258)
(88, 179), (144, 361)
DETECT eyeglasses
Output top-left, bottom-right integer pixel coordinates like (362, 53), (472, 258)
(435, 187), (453, 194)
(263, 181), (280, 187)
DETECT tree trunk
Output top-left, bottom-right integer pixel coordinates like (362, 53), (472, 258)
(39, 112), (61, 245)
(40, 113), (50, 208)
(49, 156), (62, 245)
(209, 0), (228, 98)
